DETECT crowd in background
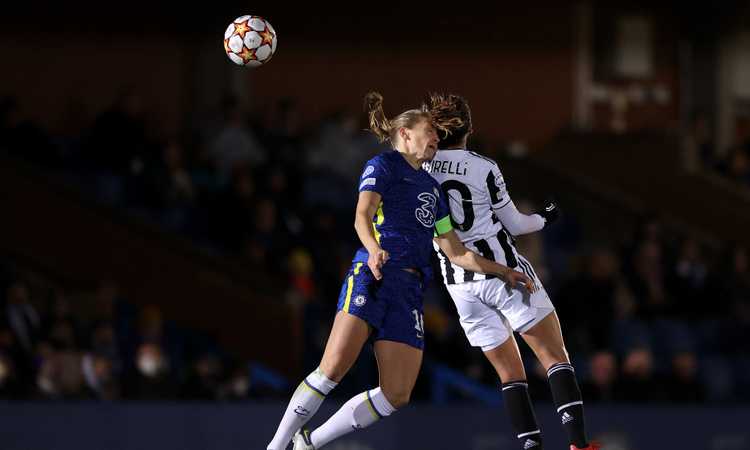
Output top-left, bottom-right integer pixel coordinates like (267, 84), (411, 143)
(686, 111), (750, 187)
(0, 267), (261, 401)
(1, 90), (750, 404)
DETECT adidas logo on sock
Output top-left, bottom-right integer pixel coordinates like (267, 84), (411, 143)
(562, 412), (574, 424)
(524, 439), (539, 449)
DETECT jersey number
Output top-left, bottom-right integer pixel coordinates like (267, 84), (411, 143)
(440, 180), (475, 232)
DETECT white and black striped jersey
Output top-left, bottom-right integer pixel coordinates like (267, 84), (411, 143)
(424, 149), (539, 285)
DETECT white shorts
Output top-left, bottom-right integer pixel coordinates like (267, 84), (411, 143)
(446, 274), (555, 351)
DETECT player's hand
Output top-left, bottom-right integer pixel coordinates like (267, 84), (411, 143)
(502, 269), (536, 292)
(368, 248), (389, 280)
(537, 197), (560, 227)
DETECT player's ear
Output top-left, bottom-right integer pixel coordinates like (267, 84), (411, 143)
(399, 127), (411, 142)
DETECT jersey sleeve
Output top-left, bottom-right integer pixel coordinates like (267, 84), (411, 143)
(434, 185), (454, 236)
(486, 164), (510, 208)
(358, 156), (393, 195)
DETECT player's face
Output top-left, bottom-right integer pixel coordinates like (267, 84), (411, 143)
(406, 119), (439, 162)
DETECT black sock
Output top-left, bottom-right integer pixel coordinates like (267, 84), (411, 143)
(547, 362), (588, 448)
(502, 380), (543, 450)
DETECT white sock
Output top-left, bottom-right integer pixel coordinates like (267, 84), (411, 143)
(310, 387), (396, 449)
(267, 368), (338, 450)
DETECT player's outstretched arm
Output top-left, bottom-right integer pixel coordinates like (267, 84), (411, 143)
(493, 197), (560, 236)
(434, 230), (535, 291)
(354, 191), (389, 280)
(493, 198), (546, 236)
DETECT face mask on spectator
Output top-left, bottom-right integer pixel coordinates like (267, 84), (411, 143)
(232, 377), (249, 396)
(37, 372), (56, 395)
(137, 355), (161, 377)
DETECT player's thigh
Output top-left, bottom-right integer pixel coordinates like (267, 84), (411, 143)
(447, 281), (513, 350)
(373, 339), (423, 409)
(319, 311), (372, 382)
(483, 333), (527, 383)
(519, 310), (570, 370)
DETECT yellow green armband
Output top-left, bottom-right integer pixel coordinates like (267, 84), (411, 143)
(434, 216), (453, 236)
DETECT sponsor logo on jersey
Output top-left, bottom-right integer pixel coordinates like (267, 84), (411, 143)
(524, 439), (539, 449)
(415, 192), (437, 227)
(562, 412), (574, 424)
(362, 165), (375, 178)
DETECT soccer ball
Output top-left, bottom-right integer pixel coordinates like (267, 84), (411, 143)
(223, 15), (277, 67)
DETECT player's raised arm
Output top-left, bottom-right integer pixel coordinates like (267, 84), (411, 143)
(354, 190), (389, 280)
(434, 230), (534, 292)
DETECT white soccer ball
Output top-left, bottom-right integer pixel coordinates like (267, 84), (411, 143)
(223, 15), (277, 68)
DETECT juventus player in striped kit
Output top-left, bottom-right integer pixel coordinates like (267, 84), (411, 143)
(424, 93), (599, 450)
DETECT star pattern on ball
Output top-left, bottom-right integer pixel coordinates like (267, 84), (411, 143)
(223, 39), (230, 53)
(233, 21), (251, 39)
(239, 47), (257, 63)
(259, 28), (275, 46)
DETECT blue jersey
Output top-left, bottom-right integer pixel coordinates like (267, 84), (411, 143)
(353, 150), (453, 277)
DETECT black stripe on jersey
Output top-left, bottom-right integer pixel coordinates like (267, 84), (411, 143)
(474, 239), (496, 261)
(468, 151), (498, 167)
(438, 249), (456, 285)
(474, 238), (497, 280)
(463, 270), (475, 282)
(497, 229), (518, 268)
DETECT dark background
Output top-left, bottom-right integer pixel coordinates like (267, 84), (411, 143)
(2, 1), (750, 448)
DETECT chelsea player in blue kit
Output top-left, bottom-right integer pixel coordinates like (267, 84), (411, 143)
(266, 92), (532, 450)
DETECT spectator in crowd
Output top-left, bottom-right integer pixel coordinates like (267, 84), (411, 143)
(616, 347), (668, 403)
(668, 237), (708, 319)
(623, 218), (673, 319)
(0, 96), (57, 166)
(207, 96), (267, 178)
(261, 97), (305, 167)
(558, 246), (636, 353)
(182, 353), (223, 400)
(0, 351), (21, 399)
(1, 280), (42, 387)
(581, 351), (619, 403)
(81, 351), (120, 400)
(667, 351), (705, 403)
(722, 246), (750, 354)
(720, 147), (750, 185)
(220, 363), (252, 401)
(124, 342), (176, 400)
